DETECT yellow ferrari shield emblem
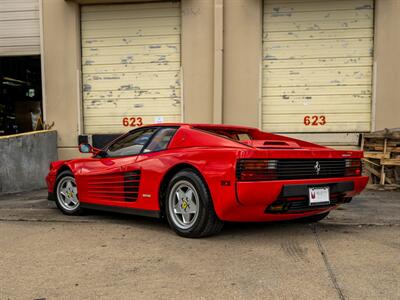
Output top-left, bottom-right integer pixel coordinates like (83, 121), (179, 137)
(181, 201), (188, 209)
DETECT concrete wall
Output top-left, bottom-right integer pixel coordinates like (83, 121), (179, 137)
(374, 0), (400, 131)
(0, 131), (57, 194)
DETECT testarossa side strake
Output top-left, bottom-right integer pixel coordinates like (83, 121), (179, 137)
(46, 124), (368, 237)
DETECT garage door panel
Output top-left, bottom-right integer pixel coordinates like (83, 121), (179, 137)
(263, 85), (371, 97)
(82, 2), (179, 13)
(0, 20), (40, 39)
(82, 17), (179, 31)
(264, 56), (372, 69)
(83, 72), (180, 91)
(264, 9), (372, 24)
(264, 112), (370, 122)
(264, 38), (373, 59)
(264, 28), (373, 42)
(82, 44), (179, 57)
(262, 122), (370, 133)
(82, 7), (180, 21)
(266, 0), (365, 3)
(81, 2), (181, 134)
(264, 94), (370, 105)
(0, 36), (40, 47)
(264, 0), (372, 13)
(82, 35), (180, 48)
(84, 89), (180, 100)
(262, 0), (373, 136)
(263, 18), (372, 32)
(83, 62), (181, 74)
(83, 53), (180, 66)
(81, 25), (179, 39)
(263, 102), (371, 114)
(0, 10), (39, 21)
(84, 98), (181, 116)
(0, 0), (39, 12)
(264, 66), (371, 86)
(0, 0), (40, 55)
(0, 45), (40, 56)
(263, 79), (372, 87)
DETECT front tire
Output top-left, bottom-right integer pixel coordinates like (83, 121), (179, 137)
(55, 170), (83, 215)
(165, 169), (224, 238)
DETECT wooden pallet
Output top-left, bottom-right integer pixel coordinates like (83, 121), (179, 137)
(362, 128), (400, 189)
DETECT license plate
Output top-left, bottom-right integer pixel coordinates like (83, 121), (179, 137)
(309, 187), (330, 206)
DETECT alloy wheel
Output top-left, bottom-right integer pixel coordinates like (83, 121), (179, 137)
(56, 176), (79, 211)
(168, 180), (200, 230)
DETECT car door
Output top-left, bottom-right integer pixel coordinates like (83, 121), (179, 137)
(134, 127), (179, 210)
(76, 127), (159, 208)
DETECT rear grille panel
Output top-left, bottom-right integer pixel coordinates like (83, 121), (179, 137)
(236, 159), (347, 181)
(277, 159), (346, 180)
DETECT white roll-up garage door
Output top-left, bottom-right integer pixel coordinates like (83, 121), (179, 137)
(262, 0), (374, 143)
(0, 0), (40, 56)
(81, 2), (181, 134)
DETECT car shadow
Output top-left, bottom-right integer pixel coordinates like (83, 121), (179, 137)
(83, 208), (167, 229)
(82, 208), (322, 237)
(50, 205), (360, 238)
(220, 220), (309, 236)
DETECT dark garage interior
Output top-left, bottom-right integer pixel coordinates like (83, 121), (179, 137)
(0, 56), (43, 136)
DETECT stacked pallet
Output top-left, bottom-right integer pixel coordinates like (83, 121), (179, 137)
(362, 128), (400, 190)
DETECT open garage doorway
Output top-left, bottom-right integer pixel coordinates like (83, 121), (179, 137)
(0, 56), (43, 135)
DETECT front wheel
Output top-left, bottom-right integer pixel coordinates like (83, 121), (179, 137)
(165, 169), (224, 238)
(55, 170), (83, 215)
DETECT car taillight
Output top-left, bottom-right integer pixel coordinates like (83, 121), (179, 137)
(236, 159), (278, 181)
(345, 159), (362, 176)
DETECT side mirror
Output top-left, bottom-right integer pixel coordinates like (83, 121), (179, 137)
(79, 143), (93, 153)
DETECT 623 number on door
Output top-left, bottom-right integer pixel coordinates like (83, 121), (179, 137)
(304, 115), (326, 126)
(122, 117), (143, 127)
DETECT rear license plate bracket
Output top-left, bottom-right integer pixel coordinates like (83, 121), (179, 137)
(309, 187), (330, 206)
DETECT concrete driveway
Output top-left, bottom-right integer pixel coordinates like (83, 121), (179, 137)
(0, 190), (399, 300)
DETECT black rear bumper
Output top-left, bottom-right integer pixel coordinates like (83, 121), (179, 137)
(266, 181), (354, 214)
(281, 181), (354, 197)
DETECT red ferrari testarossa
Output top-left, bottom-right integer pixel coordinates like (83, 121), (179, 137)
(46, 124), (368, 237)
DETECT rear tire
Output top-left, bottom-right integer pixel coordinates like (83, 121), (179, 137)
(296, 211), (330, 223)
(55, 170), (83, 215)
(165, 169), (224, 238)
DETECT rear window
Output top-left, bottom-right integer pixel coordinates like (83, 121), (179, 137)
(194, 127), (253, 142)
(237, 133), (252, 141)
